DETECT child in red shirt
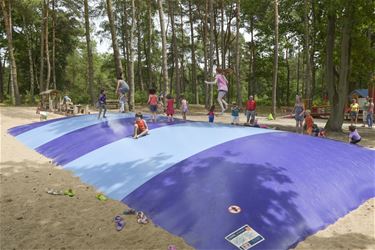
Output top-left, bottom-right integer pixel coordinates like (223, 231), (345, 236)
(304, 110), (314, 135)
(166, 94), (175, 122)
(148, 89), (158, 122)
(133, 112), (149, 139)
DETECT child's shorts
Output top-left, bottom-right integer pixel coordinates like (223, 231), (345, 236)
(149, 105), (158, 113)
(232, 116), (239, 124)
(350, 111), (358, 118)
(209, 116), (214, 123)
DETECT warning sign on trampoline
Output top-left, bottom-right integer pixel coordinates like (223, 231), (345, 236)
(225, 224), (265, 250)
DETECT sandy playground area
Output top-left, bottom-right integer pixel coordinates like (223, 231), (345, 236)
(0, 105), (374, 249)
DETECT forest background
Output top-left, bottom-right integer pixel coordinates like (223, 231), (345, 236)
(1, 0), (374, 131)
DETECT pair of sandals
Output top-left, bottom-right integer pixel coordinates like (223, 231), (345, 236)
(114, 215), (126, 231)
(122, 209), (149, 224)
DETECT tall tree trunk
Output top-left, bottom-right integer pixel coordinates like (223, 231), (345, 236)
(158, 0), (169, 101)
(189, 0), (198, 104)
(22, 15), (35, 99)
(147, 2), (152, 88)
(235, 0), (241, 105)
(208, 0), (215, 107)
(310, 0), (316, 101)
(169, 0), (180, 105)
(45, 0), (51, 90)
(84, 0), (95, 105)
(249, 17), (256, 97)
(106, 0), (123, 79)
(297, 49), (300, 94)
(1, 0), (20, 105)
(271, 0), (279, 117)
(51, 0), (56, 89)
(214, 9), (220, 66)
(0, 54), (3, 102)
(180, 3), (185, 94)
(286, 48), (290, 106)
(136, 5), (144, 91)
(122, 1), (130, 81)
(303, 0), (312, 109)
(129, 0), (135, 110)
(39, 0), (45, 92)
(203, 1), (209, 108)
(326, 3), (353, 131)
(221, 0), (225, 68)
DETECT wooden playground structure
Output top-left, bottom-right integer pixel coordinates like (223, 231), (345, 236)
(39, 90), (89, 115)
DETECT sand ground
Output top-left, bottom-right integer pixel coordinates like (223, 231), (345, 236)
(1, 105), (374, 250)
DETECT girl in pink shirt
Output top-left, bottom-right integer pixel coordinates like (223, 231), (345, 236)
(205, 68), (230, 115)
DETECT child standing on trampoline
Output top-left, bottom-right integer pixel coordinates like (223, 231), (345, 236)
(97, 89), (107, 119)
(148, 89), (158, 122)
(166, 94), (175, 122)
(180, 95), (189, 120)
(133, 112), (149, 139)
(207, 105), (215, 123)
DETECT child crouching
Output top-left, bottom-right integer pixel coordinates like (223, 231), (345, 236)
(133, 112), (149, 139)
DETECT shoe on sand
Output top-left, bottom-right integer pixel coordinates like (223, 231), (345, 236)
(123, 208), (136, 215)
(63, 189), (75, 197)
(137, 211), (149, 224)
(96, 193), (107, 201)
(114, 215), (125, 231)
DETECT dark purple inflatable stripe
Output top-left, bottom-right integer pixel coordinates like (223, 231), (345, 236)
(36, 116), (187, 165)
(8, 115), (74, 136)
(123, 133), (375, 250)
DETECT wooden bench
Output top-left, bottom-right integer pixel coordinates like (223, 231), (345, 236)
(106, 99), (119, 109)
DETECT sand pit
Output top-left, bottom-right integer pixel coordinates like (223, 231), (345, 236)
(1, 105), (374, 249)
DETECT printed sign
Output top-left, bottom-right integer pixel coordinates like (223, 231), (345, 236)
(225, 224), (265, 250)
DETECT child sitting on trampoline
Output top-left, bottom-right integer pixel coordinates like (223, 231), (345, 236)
(133, 112), (149, 139)
(348, 125), (361, 144)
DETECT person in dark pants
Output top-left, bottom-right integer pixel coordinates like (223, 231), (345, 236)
(98, 89), (107, 119)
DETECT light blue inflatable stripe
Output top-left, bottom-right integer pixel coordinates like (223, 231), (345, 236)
(15, 112), (133, 149)
(64, 122), (281, 200)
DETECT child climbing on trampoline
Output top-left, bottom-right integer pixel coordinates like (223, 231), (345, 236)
(133, 112), (149, 139)
(208, 105), (215, 123)
(166, 94), (175, 122)
(348, 125), (361, 144)
(148, 89), (158, 122)
(97, 89), (107, 119)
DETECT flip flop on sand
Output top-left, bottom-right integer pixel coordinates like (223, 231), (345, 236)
(136, 211), (149, 224)
(46, 189), (63, 195)
(96, 193), (107, 201)
(114, 215), (125, 231)
(63, 189), (75, 197)
(123, 208), (136, 215)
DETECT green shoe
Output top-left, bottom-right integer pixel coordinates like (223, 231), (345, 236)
(64, 189), (75, 197)
(96, 194), (107, 201)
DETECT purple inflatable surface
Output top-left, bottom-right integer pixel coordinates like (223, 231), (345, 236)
(123, 132), (375, 250)
(36, 116), (186, 165)
(8, 115), (73, 136)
